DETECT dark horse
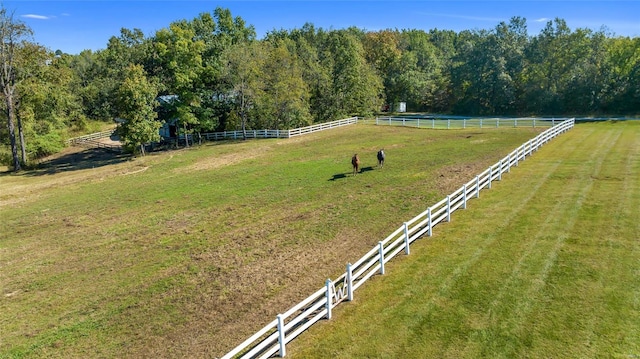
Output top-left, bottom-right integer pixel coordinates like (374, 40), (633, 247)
(351, 154), (360, 176)
(377, 149), (385, 168)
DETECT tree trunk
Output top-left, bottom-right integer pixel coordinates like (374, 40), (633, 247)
(16, 102), (26, 165)
(240, 88), (247, 140)
(5, 90), (20, 171)
(183, 121), (189, 147)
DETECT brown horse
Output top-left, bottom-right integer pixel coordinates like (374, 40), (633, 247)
(351, 154), (360, 176)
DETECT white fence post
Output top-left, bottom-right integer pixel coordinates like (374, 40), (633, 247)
(277, 314), (286, 357)
(476, 176), (480, 198)
(378, 242), (385, 275)
(488, 166), (492, 189)
(347, 263), (354, 301)
(427, 207), (433, 236)
(404, 222), (410, 255)
(462, 185), (467, 209)
(325, 279), (332, 320)
(498, 160), (503, 180)
(446, 195), (451, 222)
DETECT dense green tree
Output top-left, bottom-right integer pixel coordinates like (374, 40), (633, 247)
(222, 41), (265, 137)
(398, 29), (449, 112)
(151, 22), (204, 146)
(523, 19), (575, 114)
(191, 8), (256, 132)
(322, 29), (383, 118)
(606, 36), (640, 113)
(258, 38), (311, 129)
(451, 18), (528, 115)
(279, 23), (334, 123)
(17, 45), (81, 160)
(115, 64), (160, 155)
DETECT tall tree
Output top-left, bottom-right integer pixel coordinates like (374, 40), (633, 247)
(189, 8), (256, 132)
(152, 21), (204, 146)
(281, 23), (333, 123)
(259, 38), (311, 129)
(222, 41), (265, 138)
(16, 44), (71, 160)
(0, 5), (32, 171)
(606, 36), (640, 113)
(524, 18), (574, 114)
(323, 29), (383, 118)
(116, 64), (160, 155)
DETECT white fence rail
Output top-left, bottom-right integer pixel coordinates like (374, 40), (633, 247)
(287, 117), (359, 137)
(184, 117), (359, 142)
(221, 118), (575, 359)
(65, 117), (358, 152)
(66, 130), (115, 144)
(375, 116), (560, 129)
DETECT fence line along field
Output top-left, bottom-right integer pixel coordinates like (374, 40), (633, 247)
(288, 120), (640, 359)
(0, 122), (593, 358)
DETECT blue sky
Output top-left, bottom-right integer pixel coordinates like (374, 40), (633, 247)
(4, 1), (640, 54)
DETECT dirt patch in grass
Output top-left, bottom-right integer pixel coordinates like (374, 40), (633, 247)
(434, 162), (487, 194)
(182, 145), (273, 172)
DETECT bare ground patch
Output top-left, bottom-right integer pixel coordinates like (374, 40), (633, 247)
(181, 145), (273, 172)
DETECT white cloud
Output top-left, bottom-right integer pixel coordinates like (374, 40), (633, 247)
(534, 18), (550, 23)
(21, 14), (53, 20)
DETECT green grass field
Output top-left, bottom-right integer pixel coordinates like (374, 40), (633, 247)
(288, 121), (640, 358)
(1, 121), (637, 358)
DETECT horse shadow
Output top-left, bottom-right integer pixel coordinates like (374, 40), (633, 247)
(328, 166), (375, 181)
(329, 173), (347, 181)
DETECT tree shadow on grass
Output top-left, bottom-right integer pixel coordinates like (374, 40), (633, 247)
(23, 148), (131, 177)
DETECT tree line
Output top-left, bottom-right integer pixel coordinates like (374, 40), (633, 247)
(1, 5), (639, 170)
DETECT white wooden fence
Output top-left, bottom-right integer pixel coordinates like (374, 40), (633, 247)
(375, 116), (559, 129)
(67, 130), (122, 152)
(187, 117), (359, 142)
(66, 130), (115, 144)
(221, 118), (576, 359)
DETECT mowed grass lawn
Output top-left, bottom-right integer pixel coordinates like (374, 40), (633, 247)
(289, 121), (640, 359)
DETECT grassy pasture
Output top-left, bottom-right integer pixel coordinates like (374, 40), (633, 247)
(0, 122), (588, 358)
(289, 121), (640, 358)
